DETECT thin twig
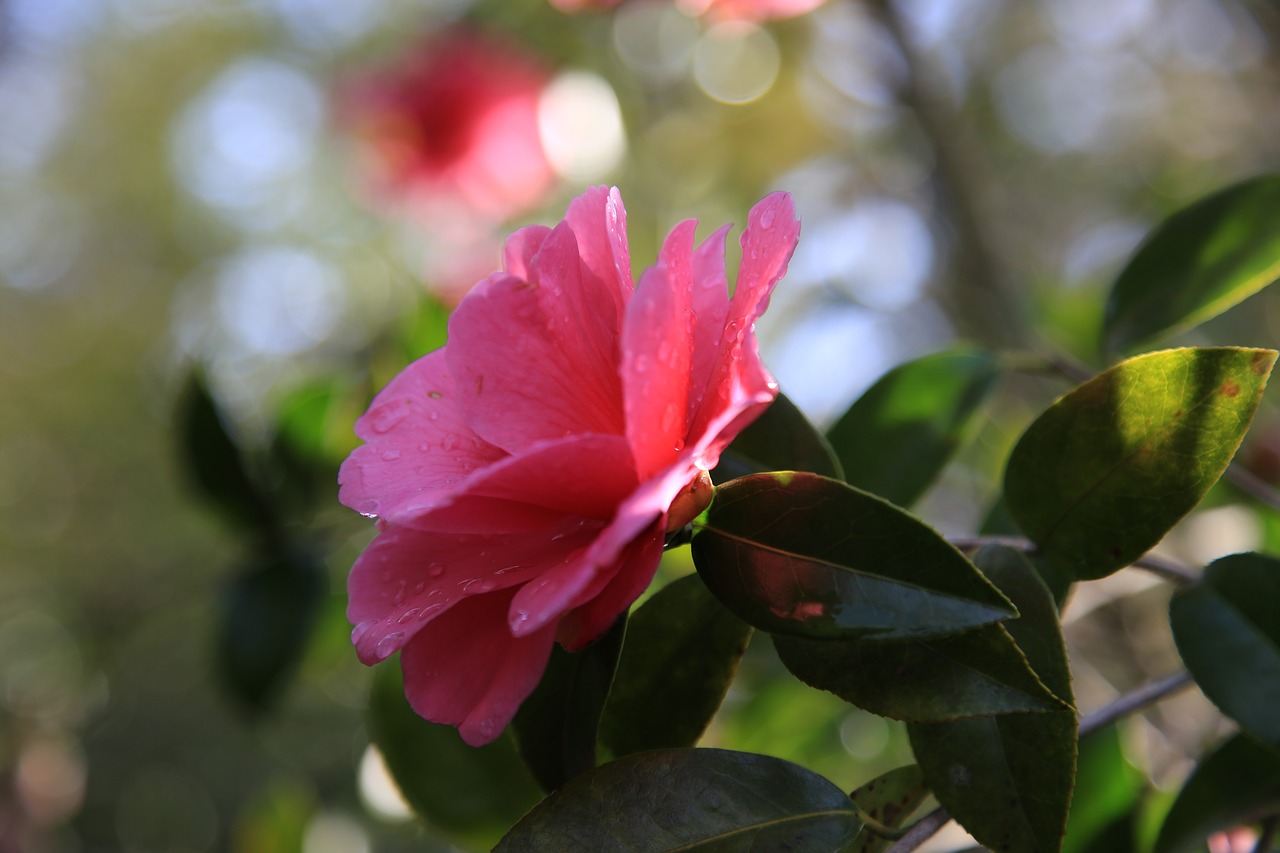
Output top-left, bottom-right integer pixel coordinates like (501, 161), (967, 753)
(881, 670), (1195, 852)
(883, 806), (951, 853)
(1078, 670), (1195, 737)
(946, 534), (1199, 586)
(1225, 465), (1280, 513)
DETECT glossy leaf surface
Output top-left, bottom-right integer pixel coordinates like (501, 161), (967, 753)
(599, 574), (752, 757)
(848, 765), (930, 853)
(908, 547), (1077, 853)
(692, 472), (1015, 641)
(827, 349), (1000, 507)
(1005, 347), (1275, 580)
(1104, 174), (1280, 352)
(512, 616), (626, 791)
(1170, 552), (1280, 747)
(1154, 733), (1280, 853)
(774, 622), (1065, 722)
(494, 748), (862, 852)
(713, 391), (842, 481)
(367, 662), (542, 847)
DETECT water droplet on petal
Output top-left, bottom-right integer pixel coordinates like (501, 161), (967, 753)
(381, 449), (401, 462)
(511, 609), (530, 629)
(358, 499), (380, 519)
(428, 563), (445, 578)
(397, 608), (420, 625)
(351, 620), (378, 646)
(428, 411), (440, 422)
(371, 405), (408, 434)
(443, 434), (459, 451)
(760, 206), (776, 229)
(375, 632), (405, 658)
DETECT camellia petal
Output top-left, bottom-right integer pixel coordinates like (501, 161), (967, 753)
(341, 186), (800, 745)
(400, 589), (559, 747)
(337, 350), (506, 521)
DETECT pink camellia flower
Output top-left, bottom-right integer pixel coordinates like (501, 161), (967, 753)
(341, 30), (555, 222)
(550, 0), (825, 21)
(339, 186), (800, 745)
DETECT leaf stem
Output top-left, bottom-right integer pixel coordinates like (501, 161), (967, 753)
(883, 807), (951, 853)
(1078, 670), (1194, 737)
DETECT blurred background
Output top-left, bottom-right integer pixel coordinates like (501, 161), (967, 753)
(2, 0), (1279, 849)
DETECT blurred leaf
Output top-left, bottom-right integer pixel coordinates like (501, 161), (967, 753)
(599, 574), (752, 757)
(231, 779), (314, 853)
(1004, 347), (1276, 580)
(1104, 174), (1280, 353)
(827, 350), (1001, 507)
(177, 372), (274, 533)
(1154, 733), (1280, 853)
(692, 472), (1016, 641)
(494, 748), (862, 852)
(713, 391), (842, 481)
(273, 376), (364, 467)
(217, 547), (324, 711)
(1170, 552), (1280, 747)
(512, 616), (626, 791)
(908, 546), (1077, 853)
(773, 621), (1066, 722)
(368, 661), (542, 847)
(848, 765), (930, 853)
(396, 292), (451, 363)
(1062, 726), (1146, 853)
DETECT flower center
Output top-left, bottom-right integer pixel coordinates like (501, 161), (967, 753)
(665, 470), (715, 532)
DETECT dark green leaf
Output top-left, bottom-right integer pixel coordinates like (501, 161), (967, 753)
(395, 291), (451, 363)
(1062, 726), (1145, 853)
(1104, 174), (1280, 353)
(692, 472), (1016, 641)
(848, 765), (930, 853)
(773, 623), (1065, 722)
(827, 350), (1001, 507)
(217, 546), (323, 711)
(599, 575), (752, 757)
(1170, 552), (1280, 747)
(1004, 347), (1276, 580)
(1154, 733), (1280, 853)
(908, 547), (1077, 853)
(512, 616), (626, 791)
(713, 392), (842, 481)
(367, 661), (542, 847)
(980, 496), (1075, 609)
(494, 748), (862, 852)
(177, 373), (275, 532)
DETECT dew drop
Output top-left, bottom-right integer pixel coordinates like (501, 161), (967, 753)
(375, 632), (404, 658)
(428, 411), (440, 422)
(413, 581), (426, 594)
(358, 499), (380, 519)
(397, 608), (420, 625)
(442, 434), (459, 452)
(759, 206), (776, 229)
(428, 563), (445, 578)
(381, 449), (402, 462)
(511, 609), (530, 629)
(371, 405), (408, 434)
(350, 620), (377, 646)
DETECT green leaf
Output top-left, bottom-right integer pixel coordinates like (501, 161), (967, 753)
(1004, 347), (1276, 580)
(1062, 726), (1145, 853)
(713, 392), (842, 481)
(367, 661), (542, 848)
(908, 546), (1077, 853)
(512, 616), (626, 791)
(1154, 733), (1280, 853)
(980, 496), (1075, 609)
(217, 546), (323, 711)
(692, 472), (1016, 641)
(494, 748), (862, 852)
(599, 575), (752, 757)
(1104, 174), (1280, 353)
(827, 349), (1001, 507)
(177, 372), (275, 532)
(848, 765), (930, 853)
(773, 622), (1065, 722)
(1170, 552), (1280, 747)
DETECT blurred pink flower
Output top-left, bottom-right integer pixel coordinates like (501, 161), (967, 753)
(339, 186), (799, 745)
(341, 31), (555, 222)
(550, 0), (825, 20)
